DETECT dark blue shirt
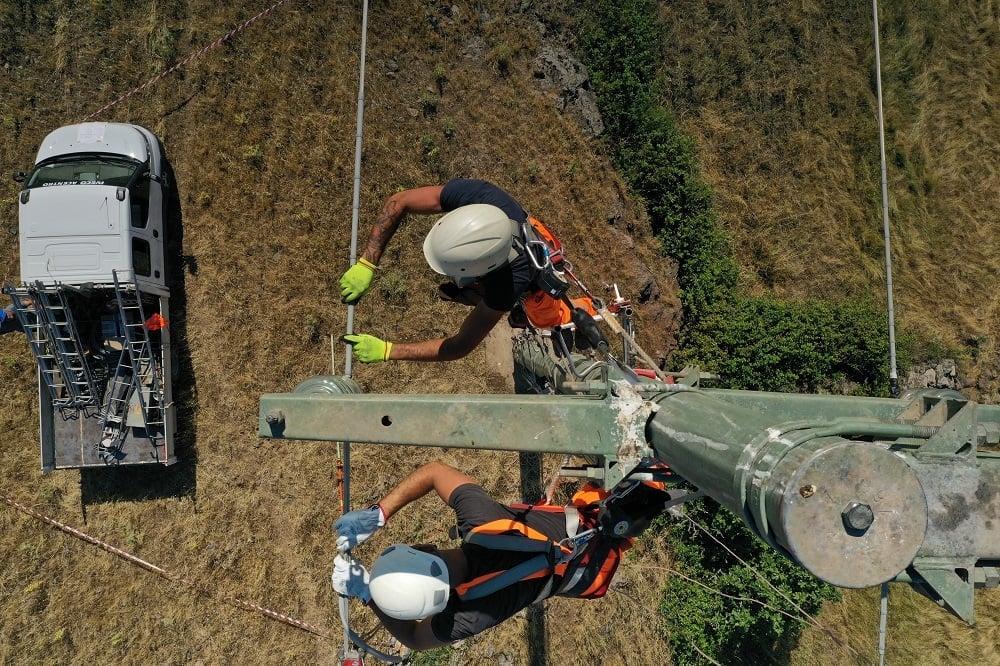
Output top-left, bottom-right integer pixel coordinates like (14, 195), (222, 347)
(439, 179), (537, 311)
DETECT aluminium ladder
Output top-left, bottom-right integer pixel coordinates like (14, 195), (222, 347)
(98, 271), (166, 455)
(5, 283), (103, 418)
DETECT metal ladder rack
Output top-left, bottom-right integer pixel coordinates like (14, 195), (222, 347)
(4, 282), (102, 418)
(98, 271), (166, 452)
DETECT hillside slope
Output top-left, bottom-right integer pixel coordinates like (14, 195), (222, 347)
(0, 2), (677, 664)
(658, 0), (999, 401)
(0, 1), (995, 664)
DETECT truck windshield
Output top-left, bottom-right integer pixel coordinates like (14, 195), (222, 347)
(24, 155), (144, 189)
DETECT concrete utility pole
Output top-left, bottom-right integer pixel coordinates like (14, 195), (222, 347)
(261, 348), (1000, 626)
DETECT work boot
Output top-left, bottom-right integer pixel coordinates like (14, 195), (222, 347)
(507, 302), (529, 329)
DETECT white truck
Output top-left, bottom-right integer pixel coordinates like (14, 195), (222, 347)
(5, 122), (177, 471)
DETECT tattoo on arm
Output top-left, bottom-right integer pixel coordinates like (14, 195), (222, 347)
(364, 198), (403, 265)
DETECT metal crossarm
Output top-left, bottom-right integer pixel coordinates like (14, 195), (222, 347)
(260, 365), (1000, 626)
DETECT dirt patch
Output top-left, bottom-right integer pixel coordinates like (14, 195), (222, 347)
(483, 318), (516, 392)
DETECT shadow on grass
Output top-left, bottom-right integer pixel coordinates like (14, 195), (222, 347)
(80, 457), (196, 504)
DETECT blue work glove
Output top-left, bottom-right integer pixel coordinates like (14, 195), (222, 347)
(342, 334), (393, 363)
(333, 504), (386, 552)
(332, 555), (372, 605)
(340, 259), (377, 304)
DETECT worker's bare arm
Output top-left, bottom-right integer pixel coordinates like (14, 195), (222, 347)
(389, 303), (504, 362)
(379, 461), (477, 519)
(362, 186), (445, 265)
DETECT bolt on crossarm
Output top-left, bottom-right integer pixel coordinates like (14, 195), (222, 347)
(260, 355), (1000, 625)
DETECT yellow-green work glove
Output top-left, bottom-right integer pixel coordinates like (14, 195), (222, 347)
(340, 258), (377, 304)
(342, 334), (393, 363)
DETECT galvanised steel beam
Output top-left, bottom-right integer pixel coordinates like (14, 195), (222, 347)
(259, 371), (1000, 625)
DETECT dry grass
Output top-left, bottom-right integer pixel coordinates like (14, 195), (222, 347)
(657, 1), (1000, 664)
(0, 1), (996, 664)
(793, 586), (1000, 666)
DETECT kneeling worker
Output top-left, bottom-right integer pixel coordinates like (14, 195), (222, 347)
(332, 460), (669, 650)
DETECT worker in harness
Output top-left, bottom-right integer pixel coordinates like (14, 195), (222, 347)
(0, 298), (31, 336)
(340, 178), (582, 363)
(331, 460), (675, 650)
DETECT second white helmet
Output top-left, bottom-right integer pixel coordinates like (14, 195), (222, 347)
(423, 204), (520, 283)
(369, 544), (450, 620)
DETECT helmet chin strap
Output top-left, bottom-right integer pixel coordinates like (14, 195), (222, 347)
(450, 275), (480, 288)
(432, 546), (468, 588)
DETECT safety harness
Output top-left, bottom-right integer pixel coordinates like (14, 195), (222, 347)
(514, 216), (585, 329)
(454, 468), (681, 603)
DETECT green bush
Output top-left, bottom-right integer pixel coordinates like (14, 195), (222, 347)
(662, 502), (841, 665)
(411, 645), (455, 665)
(578, 0), (658, 144)
(576, 3), (895, 663)
(622, 108), (738, 323)
(580, 1), (737, 327)
(677, 296), (907, 395)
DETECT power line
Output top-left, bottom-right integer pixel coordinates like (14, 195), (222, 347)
(338, 0), (373, 661)
(1, 493), (330, 638)
(872, 0), (900, 399)
(83, 0), (296, 122)
(872, 3), (896, 662)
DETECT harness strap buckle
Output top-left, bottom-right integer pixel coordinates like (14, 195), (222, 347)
(558, 527), (598, 564)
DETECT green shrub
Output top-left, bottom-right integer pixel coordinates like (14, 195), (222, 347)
(576, 4), (896, 663)
(662, 501), (841, 665)
(621, 108), (738, 323)
(418, 91), (438, 116)
(580, 1), (736, 326)
(411, 645), (455, 665)
(677, 296), (906, 395)
(578, 0), (658, 144)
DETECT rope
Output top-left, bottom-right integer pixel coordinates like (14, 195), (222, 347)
(681, 513), (868, 664)
(872, 0), (899, 398)
(597, 306), (667, 381)
(1, 493), (330, 638)
(338, 0), (372, 658)
(83, 0), (296, 121)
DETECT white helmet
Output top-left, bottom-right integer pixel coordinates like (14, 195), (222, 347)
(369, 544), (450, 620)
(423, 204), (520, 283)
